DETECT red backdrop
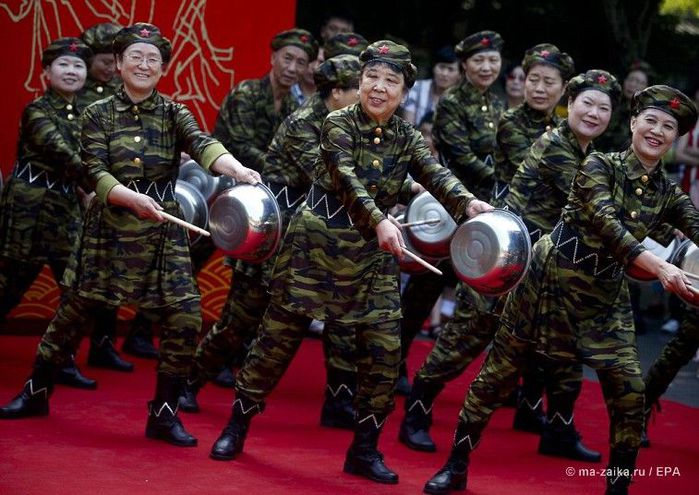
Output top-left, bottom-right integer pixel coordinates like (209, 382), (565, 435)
(0, 0), (296, 321)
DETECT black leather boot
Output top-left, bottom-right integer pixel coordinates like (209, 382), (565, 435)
(512, 395), (545, 433)
(0, 358), (54, 419)
(145, 374), (197, 447)
(538, 414), (601, 462)
(88, 336), (134, 372)
(178, 374), (202, 413)
(343, 413), (398, 484)
(399, 377), (445, 452)
(423, 418), (478, 494)
(605, 447), (638, 495)
(56, 355), (97, 389)
(395, 362), (412, 396)
(213, 366), (236, 388)
(320, 368), (356, 430)
(210, 394), (264, 460)
(122, 312), (159, 359)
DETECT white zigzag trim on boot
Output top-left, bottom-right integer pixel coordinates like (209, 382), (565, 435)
(150, 401), (178, 417)
(25, 379), (48, 399)
(519, 397), (543, 411)
(453, 433), (479, 451)
(326, 383), (353, 397)
(233, 398), (262, 416)
(407, 399), (433, 415)
(546, 412), (574, 425)
(357, 413), (386, 429)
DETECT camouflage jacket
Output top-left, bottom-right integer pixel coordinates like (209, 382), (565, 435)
(213, 74), (298, 173)
(316, 103), (475, 240)
(66, 87), (227, 307)
(492, 102), (557, 203)
(76, 75), (121, 109)
(433, 79), (505, 200)
(506, 120), (590, 237)
(562, 149), (699, 267)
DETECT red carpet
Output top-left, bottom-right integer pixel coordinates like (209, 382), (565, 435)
(0, 335), (696, 495)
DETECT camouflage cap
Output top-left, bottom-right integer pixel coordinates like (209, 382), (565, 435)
(632, 85), (698, 136)
(455, 30), (503, 60)
(42, 37), (93, 67)
(314, 54), (361, 92)
(566, 69), (621, 105)
(324, 32), (369, 59)
(81, 23), (121, 54)
(271, 28), (319, 60)
(113, 23), (172, 63)
(359, 40), (418, 88)
(522, 43), (575, 80)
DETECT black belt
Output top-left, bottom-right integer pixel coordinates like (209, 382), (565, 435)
(266, 181), (307, 211)
(551, 221), (622, 280)
(12, 161), (74, 194)
(125, 179), (175, 202)
(307, 183), (353, 228)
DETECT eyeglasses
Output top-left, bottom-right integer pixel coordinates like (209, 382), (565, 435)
(124, 53), (163, 68)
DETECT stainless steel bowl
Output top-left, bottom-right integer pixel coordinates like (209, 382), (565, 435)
(179, 159), (218, 201)
(208, 183), (282, 263)
(670, 239), (699, 308)
(175, 180), (209, 244)
(450, 209), (532, 296)
(405, 191), (458, 258)
(626, 237), (681, 282)
(395, 214), (441, 274)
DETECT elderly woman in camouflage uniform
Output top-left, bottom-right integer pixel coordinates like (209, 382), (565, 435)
(208, 40), (492, 484)
(399, 44), (579, 454)
(397, 30), (506, 400)
(0, 23), (260, 448)
(424, 85), (699, 495)
(0, 38), (91, 371)
(181, 54), (366, 429)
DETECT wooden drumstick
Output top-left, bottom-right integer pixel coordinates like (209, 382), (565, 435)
(400, 218), (442, 228)
(159, 211), (211, 237)
(401, 247), (443, 276)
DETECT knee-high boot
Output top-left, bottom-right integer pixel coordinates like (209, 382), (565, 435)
(210, 393), (264, 460)
(399, 377), (445, 452)
(538, 412), (601, 462)
(320, 367), (356, 429)
(145, 373), (197, 447)
(423, 418), (479, 494)
(88, 307), (134, 372)
(122, 311), (158, 359)
(0, 357), (55, 418)
(343, 412), (399, 484)
(605, 447), (638, 495)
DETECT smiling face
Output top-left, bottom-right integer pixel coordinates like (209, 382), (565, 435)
(89, 53), (117, 83)
(44, 55), (87, 98)
(524, 64), (564, 114)
(359, 62), (406, 123)
(270, 45), (310, 90)
(567, 89), (613, 148)
(462, 50), (501, 92)
(116, 42), (163, 99)
(630, 108), (679, 167)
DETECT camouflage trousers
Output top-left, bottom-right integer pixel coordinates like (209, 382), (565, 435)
(459, 237), (644, 452)
(37, 292), (201, 376)
(644, 311), (699, 408)
(235, 302), (401, 417)
(194, 271), (357, 383)
(0, 255), (67, 321)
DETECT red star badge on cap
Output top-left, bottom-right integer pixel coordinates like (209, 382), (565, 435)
(378, 44), (390, 54)
(539, 50), (550, 58)
(597, 74), (608, 84)
(348, 37), (358, 47)
(300, 34), (309, 43)
(670, 97), (681, 109)
(480, 37), (491, 47)
(139, 28), (151, 37)
(68, 41), (79, 52)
